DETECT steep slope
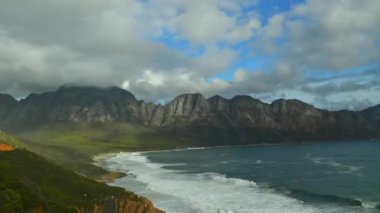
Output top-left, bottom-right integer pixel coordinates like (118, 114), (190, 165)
(360, 105), (380, 126)
(0, 86), (379, 144)
(0, 94), (17, 121)
(14, 123), (190, 177)
(0, 131), (163, 213)
(150, 94), (380, 144)
(150, 93), (211, 126)
(2, 86), (139, 129)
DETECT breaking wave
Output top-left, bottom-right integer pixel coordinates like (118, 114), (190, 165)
(97, 152), (370, 213)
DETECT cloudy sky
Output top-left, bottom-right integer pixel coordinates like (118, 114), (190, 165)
(0, 0), (379, 110)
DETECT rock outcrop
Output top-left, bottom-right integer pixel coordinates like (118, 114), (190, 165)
(0, 86), (139, 127)
(89, 197), (164, 213)
(0, 86), (379, 144)
(0, 94), (17, 120)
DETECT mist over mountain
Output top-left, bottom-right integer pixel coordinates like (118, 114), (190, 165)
(1, 86), (379, 145)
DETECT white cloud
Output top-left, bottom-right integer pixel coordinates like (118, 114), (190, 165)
(136, 70), (165, 87)
(0, 0), (379, 110)
(233, 69), (249, 82)
(259, 0), (380, 70)
(313, 96), (373, 111)
(140, 0), (261, 45)
(0, 0), (247, 97)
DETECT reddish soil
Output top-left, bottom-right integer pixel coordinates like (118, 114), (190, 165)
(0, 144), (15, 151)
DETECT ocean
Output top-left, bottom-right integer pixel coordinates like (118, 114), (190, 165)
(97, 141), (380, 213)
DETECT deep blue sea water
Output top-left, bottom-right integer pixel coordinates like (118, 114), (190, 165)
(98, 141), (380, 213)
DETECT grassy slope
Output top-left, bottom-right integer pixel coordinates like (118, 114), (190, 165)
(10, 122), (190, 178)
(0, 133), (141, 213)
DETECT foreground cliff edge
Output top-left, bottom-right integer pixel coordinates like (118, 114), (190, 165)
(0, 131), (164, 213)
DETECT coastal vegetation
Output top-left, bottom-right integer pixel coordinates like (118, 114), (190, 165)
(12, 122), (189, 178)
(0, 131), (163, 212)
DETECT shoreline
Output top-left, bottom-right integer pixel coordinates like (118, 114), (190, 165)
(93, 141), (380, 213)
(93, 138), (380, 164)
(93, 152), (127, 183)
(91, 139), (380, 184)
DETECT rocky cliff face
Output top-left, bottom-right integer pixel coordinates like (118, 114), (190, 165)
(0, 94), (17, 120)
(1, 86), (379, 143)
(360, 105), (380, 125)
(88, 197), (163, 213)
(1, 86), (140, 128)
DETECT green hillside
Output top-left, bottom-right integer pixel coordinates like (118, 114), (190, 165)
(0, 131), (163, 212)
(11, 122), (189, 178)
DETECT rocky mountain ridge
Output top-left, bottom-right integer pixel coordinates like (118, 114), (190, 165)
(0, 86), (379, 144)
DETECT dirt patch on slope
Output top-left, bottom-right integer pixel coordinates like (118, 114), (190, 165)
(0, 144), (15, 151)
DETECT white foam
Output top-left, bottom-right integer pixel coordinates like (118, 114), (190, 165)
(98, 152), (361, 213)
(361, 201), (378, 209)
(306, 155), (362, 174)
(184, 146), (210, 150)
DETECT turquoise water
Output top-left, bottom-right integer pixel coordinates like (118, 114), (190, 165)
(100, 141), (380, 213)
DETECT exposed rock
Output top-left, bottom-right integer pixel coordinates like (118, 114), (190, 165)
(360, 104), (380, 126)
(159, 93), (210, 125)
(88, 197), (164, 213)
(208, 95), (229, 111)
(0, 94), (17, 120)
(1, 86), (139, 128)
(0, 86), (379, 143)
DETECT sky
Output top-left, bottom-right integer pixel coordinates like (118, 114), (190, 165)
(0, 0), (379, 110)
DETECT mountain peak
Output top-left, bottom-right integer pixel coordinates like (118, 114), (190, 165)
(174, 93), (205, 100)
(56, 85), (137, 102)
(232, 95), (253, 100)
(0, 93), (17, 104)
(163, 93), (209, 120)
(57, 85), (130, 93)
(0, 87), (380, 142)
(271, 99), (315, 109)
(208, 95), (229, 111)
(208, 95), (227, 101)
(0, 94), (17, 119)
(231, 95), (263, 103)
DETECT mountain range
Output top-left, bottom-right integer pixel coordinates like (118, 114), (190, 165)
(1, 86), (379, 145)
